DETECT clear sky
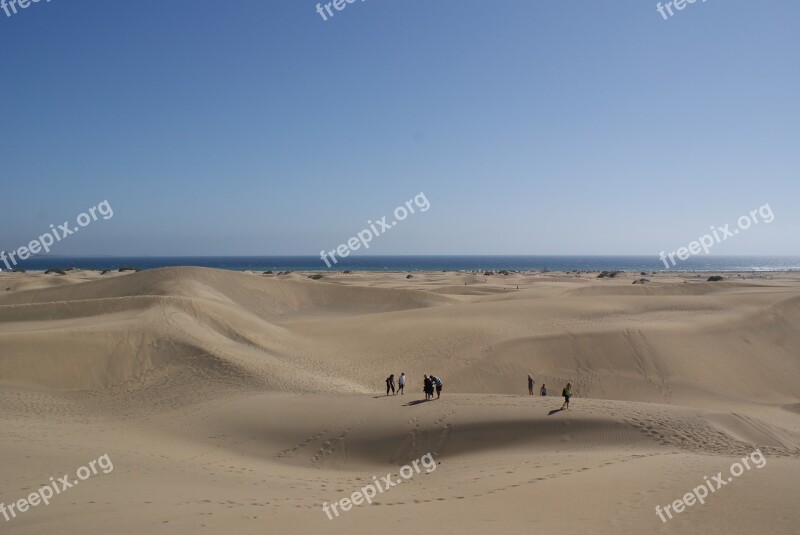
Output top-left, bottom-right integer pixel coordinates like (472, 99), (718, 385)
(1, 0), (797, 256)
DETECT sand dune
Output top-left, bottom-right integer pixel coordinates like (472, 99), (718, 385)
(1, 268), (799, 534)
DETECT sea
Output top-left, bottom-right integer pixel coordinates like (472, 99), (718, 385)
(5, 256), (800, 273)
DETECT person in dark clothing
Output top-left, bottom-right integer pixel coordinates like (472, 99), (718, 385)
(386, 374), (396, 396)
(528, 374), (535, 396)
(423, 375), (433, 401)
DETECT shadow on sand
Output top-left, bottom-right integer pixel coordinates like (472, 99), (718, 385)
(548, 408), (565, 416)
(403, 399), (430, 406)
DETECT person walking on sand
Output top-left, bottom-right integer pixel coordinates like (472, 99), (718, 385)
(540, 383), (547, 396)
(423, 375), (433, 401)
(561, 382), (572, 410)
(430, 374), (443, 399)
(398, 372), (406, 395)
(386, 374), (396, 396)
(528, 374), (535, 396)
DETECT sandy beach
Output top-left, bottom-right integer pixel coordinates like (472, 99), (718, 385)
(1, 268), (799, 534)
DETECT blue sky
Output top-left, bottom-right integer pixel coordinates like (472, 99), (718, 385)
(1, 0), (797, 256)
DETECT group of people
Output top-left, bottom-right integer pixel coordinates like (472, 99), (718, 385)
(423, 374), (443, 400)
(386, 373), (405, 395)
(385, 372), (571, 409)
(385, 373), (443, 401)
(528, 374), (547, 396)
(528, 374), (573, 410)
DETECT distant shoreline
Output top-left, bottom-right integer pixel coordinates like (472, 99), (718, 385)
(3, 255), (799, 274)
(2, 267), (799, 277)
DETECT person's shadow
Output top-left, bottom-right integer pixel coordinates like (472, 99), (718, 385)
(548, 408), (565, 416)
(403, 399), (429, 406)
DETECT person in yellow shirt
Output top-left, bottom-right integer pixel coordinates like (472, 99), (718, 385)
(561, 382), (572, 410)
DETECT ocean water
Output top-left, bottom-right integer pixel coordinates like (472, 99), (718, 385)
(5, 256), (800, 273)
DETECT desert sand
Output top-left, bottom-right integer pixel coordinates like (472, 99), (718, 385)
(1, 267), (799, 534)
